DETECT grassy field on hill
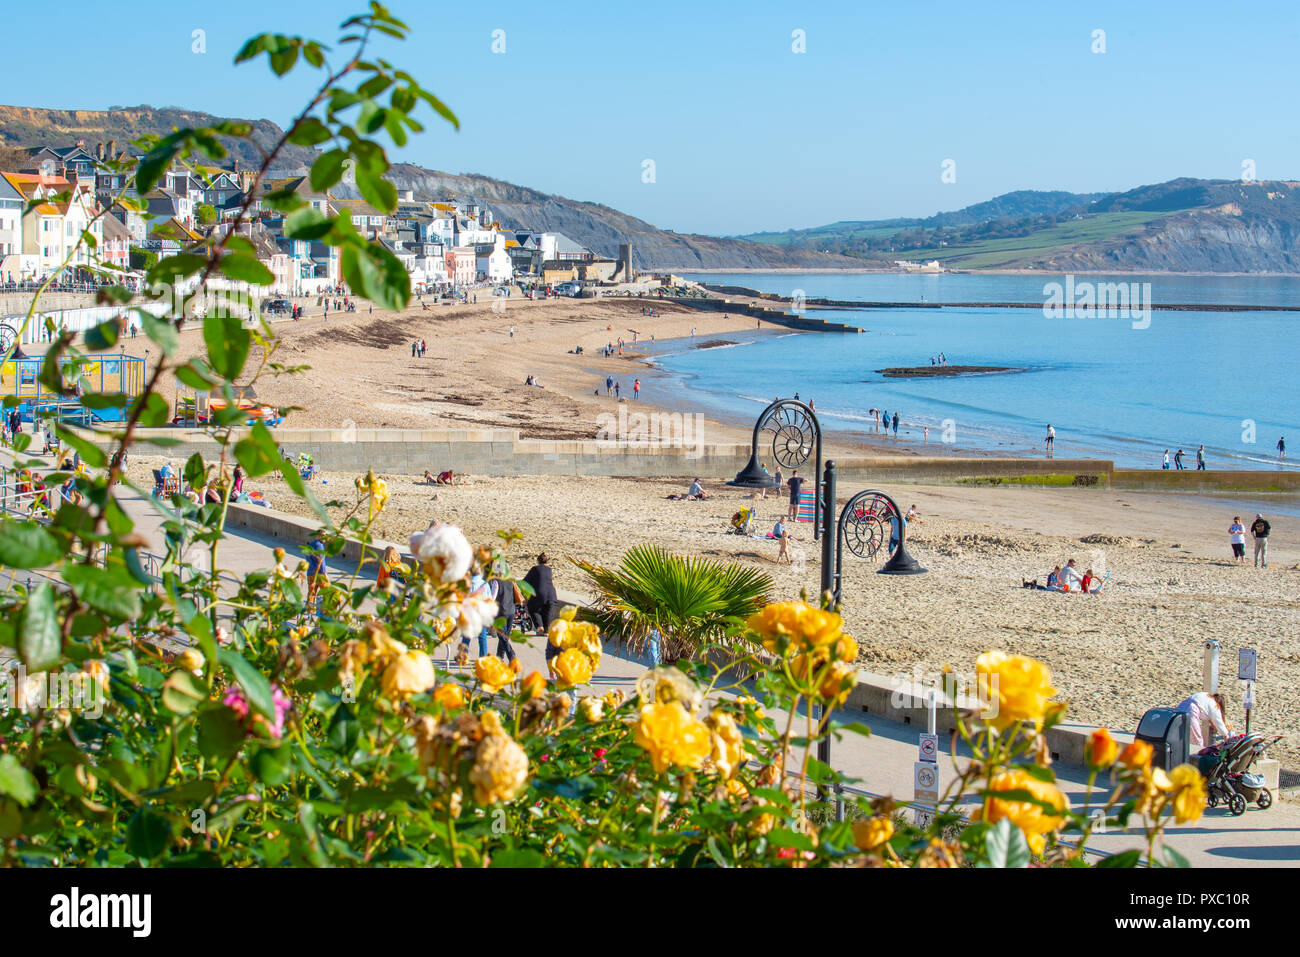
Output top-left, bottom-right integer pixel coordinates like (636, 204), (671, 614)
(893, 211), (1175, 268)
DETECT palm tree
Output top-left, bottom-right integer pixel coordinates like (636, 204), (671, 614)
(573, 545), (773, 662)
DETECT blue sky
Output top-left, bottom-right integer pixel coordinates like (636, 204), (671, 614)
(4, 0), (1298, 235)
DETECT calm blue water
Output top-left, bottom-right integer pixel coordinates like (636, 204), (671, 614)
(659, 272), (1300, 469)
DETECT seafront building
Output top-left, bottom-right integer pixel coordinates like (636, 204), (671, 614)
(0, 139), (613, 294)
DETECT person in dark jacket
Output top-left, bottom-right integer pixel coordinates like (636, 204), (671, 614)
(490, 566), (524, 663)
(523, 553), (558, 634)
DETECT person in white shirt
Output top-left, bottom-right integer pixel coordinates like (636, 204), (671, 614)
(1175, 691), (1231, 752)
(1059, 559), (1084, 589)
(1228, 516), (1247, 562)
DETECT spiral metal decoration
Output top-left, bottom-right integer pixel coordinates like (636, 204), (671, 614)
(0, 323), (16, 355)
(758, 400), (817, 471)
(840, 491), (899, 561)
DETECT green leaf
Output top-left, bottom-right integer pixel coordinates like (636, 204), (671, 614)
(219, 253), (274, 286)
(204, 313), (251, 381)
(252, 746), (293, 786)
(62, 564), (143, 620)
(196, 706), (245, 761)
(147, 253), (207, 287)
(174, 360), (218, 391)
(340, 242), (409, 312)
(0, 522), (62, 568)
(0, 755), (40, 807)
(767, 828), (815, 851)
(283, 207), (334, 241)
(18, 582), (61, 672)
(326, 705), (359, 753)
(981, 817), (1032, 868)
(84, 319), (120, 352)
(490, 849), (545, 868)
(135, 137), (184, 195)
(288, 117), (332, 146)
(126, 808), (171, 860)
(1164, 846), (1191, 868)
(311, 149), (348, 193)
(218, 648), (275, 721)
(129, 392), (171, 428)
(137, 309), (179, 356)
(52, 426), (107, 467)
(1096, 848), (1143, 869)
(183, 453), (207, 488)
(234, 421), (284, 478)
(354, 167), (397, 213)
(161, 670), (208, 716)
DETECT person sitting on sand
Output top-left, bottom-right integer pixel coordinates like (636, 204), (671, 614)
(1059, 559), (1084, 590)
(423, 470), (436, 484)
(1022, 566), (1063, 591)
(688, 478), (710, 500)
(906, 504), (924, 524)
(437, 469), (455, 485)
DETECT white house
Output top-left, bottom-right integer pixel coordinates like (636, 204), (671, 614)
(0, 174), (28, 280)
(475, 234), (512, 283)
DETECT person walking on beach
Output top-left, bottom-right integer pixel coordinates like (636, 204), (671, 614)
(892, 411), (900, 437)
(787, 469), (803, 522)
(1197, 444), (1206, 470)
(758, 461), (770, 499)
(614, 381), (621, 398)
(605, 375), (613, 395)
(1162, 449), (1170, 470)
(1174, 448), (1185, 470)
(1045, 424), (1055, 452)
(1229, 516), (1247, 563)
(412, 341), (418, 359)
(1250, 513), (1270, 567)
(773, 465), (784, 501)
(523, 552), (558, 634)
(489, 567), (524, 664)
(879, 409), (888, 435)
(633, 378), (641, 400)
(1278, 436), (1286, 461)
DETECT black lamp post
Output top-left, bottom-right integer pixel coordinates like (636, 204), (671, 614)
(815, 460), (927, 805)
(726, 398), (823, 539)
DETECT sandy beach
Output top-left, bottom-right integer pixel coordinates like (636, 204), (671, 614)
(107, 292), (1300, 769)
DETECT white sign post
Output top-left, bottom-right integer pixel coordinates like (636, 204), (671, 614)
(1204, 639), (1220, 693)
(913, 687), (940, 820)
(1239, 648), (1257, 735)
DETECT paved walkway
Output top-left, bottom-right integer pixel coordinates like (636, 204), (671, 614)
(8, 458), (1299, 866)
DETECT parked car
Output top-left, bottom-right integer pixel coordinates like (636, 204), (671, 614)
(262, 298), (292, 315)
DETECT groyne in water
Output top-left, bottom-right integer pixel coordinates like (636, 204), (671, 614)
(699, 284), (1300, 313)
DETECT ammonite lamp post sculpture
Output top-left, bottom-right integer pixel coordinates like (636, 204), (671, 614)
(727, 398), (823, 539)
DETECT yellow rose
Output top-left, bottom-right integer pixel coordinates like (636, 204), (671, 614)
(1133, 764), (1174, 817)
(556, 605), (578, 622)
(634, 701), (711, 773)
(547, 618), (570, 649)
(833, 634), (859, 663)
(1166, 764), (1206, 824)
(520, 670), (548, 700)
(368, 629), (408, 672)
(818, 660), (857, 706)
(578, 696), (604, 722)
(469, 733), (530, 804)
(747, 601), (843, 652)
(83, 659), (110, 691)
(1086, 728), (1118, 770)
(601, 689), (625, 711)
(553, 648), (594, 688)
(706, 711), (745, 779)
(475, 655), (515, 694)
(380, 650), (435, 699)
(338, 639), (370, 683)
(480, 709), (506, 736)
(976, 768), (1068, 856)
(975, 651), (1057, 731)
(432, 683), (467, 710)
(852, 816), (894, 851)
(175, 649), (205, 675)
(1119, 739), (1153, 769)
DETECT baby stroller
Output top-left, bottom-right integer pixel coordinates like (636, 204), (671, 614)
(730, 506), (754, 536)
(1197, 732), (1281, 816)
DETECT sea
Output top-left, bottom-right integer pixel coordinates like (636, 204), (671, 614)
(645, 272), (1299, 471)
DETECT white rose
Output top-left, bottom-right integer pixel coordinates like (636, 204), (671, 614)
(409, 522), (472, 583)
